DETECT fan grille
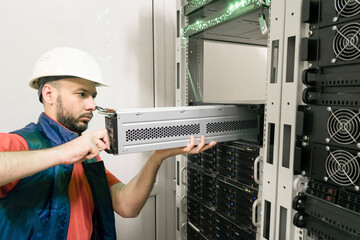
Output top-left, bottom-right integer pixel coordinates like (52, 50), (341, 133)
(327, 108), (360, 144)
(333, 23), (360, 61)
(335, 0), (360, 18)
(325, 150), (360, 186)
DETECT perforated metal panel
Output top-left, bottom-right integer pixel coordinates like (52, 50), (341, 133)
(206, 119), (258, 133)
(105, 105), (263, 154)
(126, 124), (201, 142)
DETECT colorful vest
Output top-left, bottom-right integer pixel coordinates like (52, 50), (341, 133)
(0, 113), (116, 240)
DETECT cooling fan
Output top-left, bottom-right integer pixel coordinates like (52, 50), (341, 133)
(334, 0), (360, 21)
(326, 107), (360, 144)
(332, 22), (360, 62)
(324, 147), (360, 190)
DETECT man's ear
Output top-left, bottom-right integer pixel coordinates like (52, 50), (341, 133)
(42, 84), (58, 104)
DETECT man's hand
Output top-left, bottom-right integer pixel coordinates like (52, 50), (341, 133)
(154, 136), (217, 161)
(57, 128), (110, 165)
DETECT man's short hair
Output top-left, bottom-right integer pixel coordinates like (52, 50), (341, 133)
(37, 76), (76, 103)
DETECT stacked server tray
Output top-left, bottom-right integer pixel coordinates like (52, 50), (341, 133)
(183, 2), (265, 238)
(189, 141), (260, 188)
(187, 140), (260, 240)
(187, 194), (258, 240)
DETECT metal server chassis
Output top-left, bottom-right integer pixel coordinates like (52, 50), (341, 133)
(105, 105), (260, 155)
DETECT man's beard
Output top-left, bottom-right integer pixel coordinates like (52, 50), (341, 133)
(56, 96), (92, 134)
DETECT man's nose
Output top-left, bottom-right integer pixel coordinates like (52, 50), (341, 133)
(85, 97), (96, 111)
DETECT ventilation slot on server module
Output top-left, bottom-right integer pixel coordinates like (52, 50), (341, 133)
(206, 119), (257, 133)
(126, 124), (200, 142)
(338, 189), (360, 213)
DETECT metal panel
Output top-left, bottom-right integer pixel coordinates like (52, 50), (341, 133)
(261, 0), (288, 239)
(108, 105), (261, 154)
(275, 0), (309, 239)
(175, 1), (188, 239)
(176, 1), (269, 239)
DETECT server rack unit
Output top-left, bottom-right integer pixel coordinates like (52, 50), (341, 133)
(187, 142), (262, 239)
(104, 105), (262, 154)
(177, 1), (360, 240)
(175, 0), (273, 239)
(292, 0), (360, 239)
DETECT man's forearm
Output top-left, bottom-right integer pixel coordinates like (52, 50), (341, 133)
(111, 151), (165, 218)
(110, 136), (216, 218)
(0, 129), (110, 187)
(0, 148), (61, 186)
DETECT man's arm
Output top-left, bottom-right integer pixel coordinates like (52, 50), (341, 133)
(110, 136), (216, 218)
(0, 129), (110, 187)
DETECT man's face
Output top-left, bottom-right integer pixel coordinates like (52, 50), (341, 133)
(54, 78), (97, 134)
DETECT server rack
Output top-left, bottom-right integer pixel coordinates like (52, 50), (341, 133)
(175, 0), (273, 239)
(291, 0), (360, 239)
(176, 0), (360, 239)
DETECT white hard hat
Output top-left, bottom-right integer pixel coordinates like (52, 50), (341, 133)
(29, 47), (108, 90)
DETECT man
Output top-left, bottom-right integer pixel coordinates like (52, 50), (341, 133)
(0, 47), (216, 240)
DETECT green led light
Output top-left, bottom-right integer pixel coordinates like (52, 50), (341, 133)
(182, 0), (261, 38)
(184, 0), (213, 14)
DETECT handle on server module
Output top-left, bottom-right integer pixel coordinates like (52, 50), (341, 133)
(252, 198), (262, 227)
(254, 156), (263, 184)
(181, 166), (187, 185)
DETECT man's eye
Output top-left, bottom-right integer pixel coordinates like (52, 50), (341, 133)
(78, 93), (85, 97)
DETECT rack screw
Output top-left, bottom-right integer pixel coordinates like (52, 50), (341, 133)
(325, 138), (330, 143)
(327, 107), (332, 112)
(357, 143), (360, 149)
(308, 63), (312, 68)
(301, 171), (306, 176)
(331, 59), (337, 63)
(303, 136), (309, 141)
(309, 30), (313, 36)
(302, 142), (309, 147)
(355, 186), (360, 191)
(332, 26), (337, 31)
(333, 17), (338, 22)
(324, 177), (328, 181)
(326, 146), (330, 151)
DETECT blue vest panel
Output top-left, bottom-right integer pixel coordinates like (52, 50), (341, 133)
(0, 113), (116, 240)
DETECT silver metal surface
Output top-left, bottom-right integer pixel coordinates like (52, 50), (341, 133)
(112, 105), (260, 154)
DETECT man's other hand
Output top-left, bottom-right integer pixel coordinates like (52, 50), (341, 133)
(154, 136), (217, 161)
(58, 129), (110, 165)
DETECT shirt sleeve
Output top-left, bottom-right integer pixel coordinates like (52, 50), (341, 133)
(0, 133), (29, 152)
(96, 156), (121, 187)
(0, 133), (29, 197)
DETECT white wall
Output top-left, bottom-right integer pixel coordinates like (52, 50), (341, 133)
(0, 1), (175, 239)
(0, 0), (154, 130)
